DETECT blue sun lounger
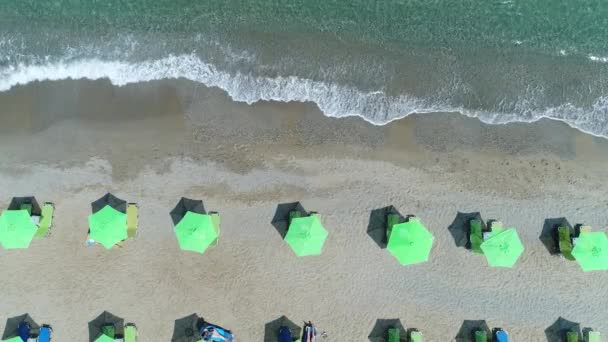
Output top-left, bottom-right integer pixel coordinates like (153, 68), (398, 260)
(18, 321), (30, 341)
(38, 325), (52, 342)
(279, 326), (293, 342)
(495, 329), (508, 342)
(199, 323), (234, 342)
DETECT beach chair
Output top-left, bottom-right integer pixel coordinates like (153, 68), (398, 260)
(126, 203), (138, 238)
(409, 329), (423, 342)
(567, 330), (579, 342)
(199, 323), (234, 342)
(20, 203), (33, 215)
(18, 321), (30, 341)
(101, 324), (116, 339)
(386, 213), (400, 241)
(387, 327), (399, 342)
(279, 326), (293, 342)
(124, 323), (137, 342)
(494, 329), (508, 342)
(289, 210), (302, 224)
(470, 219), (484, 253)
(474, 329), (488, 342)
(36, 202), (54, 237)
(558, 226), (575, 260)
(38, 325), (52, 342)
(301, 322), (316, 342)
(209, 211), (220, 247)
(587, 330), (601, 342)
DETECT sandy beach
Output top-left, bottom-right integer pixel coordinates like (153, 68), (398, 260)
(1, 79), (608, 341)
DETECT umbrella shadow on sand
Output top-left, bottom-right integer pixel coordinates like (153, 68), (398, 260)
(448, 212), (486, 249)
(264, 315), (302, 342)
(455, 320), (490, 342)
(88, 311), (124, 342)
(172, 313), (204, 342)
(170, 197), (206, 225)
(91, 193), (127, 214)
(368, 319), (407, 342)
(271, 202), (307, 239)
(545, 317), (581, 342)
(540, 218), (573, 255)
(8, 197), (42, 216)
(2, 314), (40, 340)
(367, 206), (405, 249)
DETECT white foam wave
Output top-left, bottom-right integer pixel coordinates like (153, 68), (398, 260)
(589, 55), (608, 63)
(1, 54), (608, 137)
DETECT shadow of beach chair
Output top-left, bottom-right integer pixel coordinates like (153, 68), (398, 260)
(124, 323), (137, 342)
(38, 324), (52, 342)
(558, 226), (575, 260)
(126, 203), (138, 238)
(36, 202), (54, 237)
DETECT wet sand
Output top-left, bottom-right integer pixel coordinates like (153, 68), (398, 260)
(1, 79), (608, 341)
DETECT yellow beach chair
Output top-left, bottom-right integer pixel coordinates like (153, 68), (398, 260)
(127, 203), (138, 238)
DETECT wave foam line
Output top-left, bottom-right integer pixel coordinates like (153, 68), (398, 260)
(1, 54), (608, 138)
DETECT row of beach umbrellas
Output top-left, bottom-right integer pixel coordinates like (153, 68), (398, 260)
(1, 195), (607, 271)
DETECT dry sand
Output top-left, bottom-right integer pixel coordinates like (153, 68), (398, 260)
(1, 79), (608, 341)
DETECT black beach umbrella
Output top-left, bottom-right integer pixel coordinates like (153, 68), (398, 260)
(455, 320), (490, 342)
(170, 198), (206, 225)
(8, 197), (42, 216)
(367, 205), (405, 249)
(264, 315), (302, 342)
(88, 311), (124, 342)
(271, 202), (307, 239)
(545, 317), (581, 342)
(540, 218), (573, 255)
(91, 193), (127, 214)
(171, 314), (204, 342)
(448, 212), (486, 248)
(368, 318), (407, 342)
(2, 314), (40, 340)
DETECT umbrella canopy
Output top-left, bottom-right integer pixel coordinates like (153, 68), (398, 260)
(8, 197), (41, 216)
(174, 212), (218, 254)
(2, 314), (39, 340)
(284, 215), (328, 256)
(386, 218), (434, 265)
(170, 198), (205, 225)
(0, 210), (38, 249)
(480, 228), (524, 268)
(572, 232), (608, 271)
(2, 337), (26, 342)
(94, 334), (116, 342)
(264, 316), (302, 342)
(88, 311), (124, 342)
(171, 314), (204, 342)
(91, 193), (127, 214)
(88, 205), (127, 249)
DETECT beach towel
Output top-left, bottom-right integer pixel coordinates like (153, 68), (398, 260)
(279, 326), (292, 342)
(200, 324), (234, 342)
(301, 322), (316, 342)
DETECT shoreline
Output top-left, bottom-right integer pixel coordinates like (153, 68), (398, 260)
(1, 79), (608, 340)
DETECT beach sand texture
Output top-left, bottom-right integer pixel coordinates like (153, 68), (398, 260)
(1, 80), (608, 341)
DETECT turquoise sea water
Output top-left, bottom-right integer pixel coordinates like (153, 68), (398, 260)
(1, 1), (608, 135)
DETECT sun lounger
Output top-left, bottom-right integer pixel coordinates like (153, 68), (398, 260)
(126, 203), (138, 238)
(567, 330), (579, 342)
(580, 226), (592, 234)
(124, 323), (137, 342)
(36, 202), (54, 237)
(587, 330), (601, 342)
(409, 329), (423, 342)
(301, 322), (316, 342)
(386, 213), (400, 241)
(289, 210), (302, 224)
(387, 327), (399, 342)
(101, 324), (116, 339)
(279, 326), (292, 342)
(470, 219), (484, 253)
(558, 226), (575, 260)
(38, 325), (52, 342)
(474, 329), (488, 342)
(494, 329), (508, 342)
(20, 203), (32, 215)
(18, 321), (30, 341)
(200, 323), (233, 341)
(209, 212), (220, 247)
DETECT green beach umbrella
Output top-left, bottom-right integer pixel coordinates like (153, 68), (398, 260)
(386, 218), (434, 265)
(2, 337), (26, 342)
(572, 232), (608, 272)
(480, 228), (524, 268)
(94, 334), (116, 342)
(88, 205), (127, 249)
(284, 215), (328, 256)
(0, 210), (38, 249)
(174, 211), (218, 254)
